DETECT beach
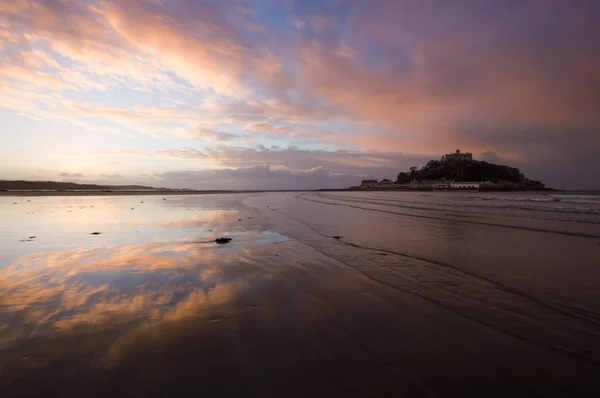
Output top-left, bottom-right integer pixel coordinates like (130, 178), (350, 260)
(1, 191), (599, 397)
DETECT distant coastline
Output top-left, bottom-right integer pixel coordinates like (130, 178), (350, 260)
(0, 180), (297, 196)
(0, 190), (271, 197)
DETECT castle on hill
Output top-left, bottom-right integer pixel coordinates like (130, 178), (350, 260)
(350, 149), (548, 191)
(441, 149), (473, 162)
(353, 148), (546, 191)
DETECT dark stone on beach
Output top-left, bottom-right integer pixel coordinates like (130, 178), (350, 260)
(90, 232), (102, 235)
(29, 236), (36, 239)
(131, 208), (135, 210)
(238, 219), (242, 221)
(13, 202), (17, 204)
(215, 237), (232, 244)
(332, 236), (341, 239)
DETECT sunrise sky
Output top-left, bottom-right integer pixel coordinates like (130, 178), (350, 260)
(1, 0), (599, 189)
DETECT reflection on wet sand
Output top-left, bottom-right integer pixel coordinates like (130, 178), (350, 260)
(0, 233), (288, 344)
(1, 233), (382, 397)
(1, 193), (600, 397)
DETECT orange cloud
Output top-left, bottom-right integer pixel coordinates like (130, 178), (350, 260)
(0, 238), (275, 342)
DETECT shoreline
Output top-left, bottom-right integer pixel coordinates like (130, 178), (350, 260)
(0, 189), (302, 197)
(0, 188), (593, 197)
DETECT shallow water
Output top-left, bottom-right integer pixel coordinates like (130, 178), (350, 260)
(1, 192), (599, 397)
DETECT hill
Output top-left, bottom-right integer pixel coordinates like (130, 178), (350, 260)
(0, 180), (159, 191)
(395, 159), (547, 190)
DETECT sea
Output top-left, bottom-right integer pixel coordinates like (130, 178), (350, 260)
(1, 191), (599, 397)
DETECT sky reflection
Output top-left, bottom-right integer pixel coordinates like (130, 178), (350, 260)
(0, 195), (290, 345)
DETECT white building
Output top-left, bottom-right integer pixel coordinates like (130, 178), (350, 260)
(432, 180), (450, 189)
(450, 182), (480, 189)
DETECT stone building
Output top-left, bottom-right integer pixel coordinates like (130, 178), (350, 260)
(441, 149), (473, 162)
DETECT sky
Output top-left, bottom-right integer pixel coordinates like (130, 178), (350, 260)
(1, 0), (599, 190)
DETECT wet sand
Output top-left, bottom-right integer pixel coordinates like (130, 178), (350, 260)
(1, 192), (599, 397)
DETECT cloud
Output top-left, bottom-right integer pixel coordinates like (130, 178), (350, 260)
(100, 173), (124, 179)
(103, 146), (430, 189)
(244, 123), (291, 134)
(130, 146), (427, 176)
(154, 165), (357, 190)
(60, 172), (85, 178)
(480, 151), (500, 164)
(89, 144), (584, 189)
(193, 128), (239, 143)
(137, 173), (158, 180)
(243, 122), (319, 138)
(294, 1), (600, 154)
(98, 0), (292, 96)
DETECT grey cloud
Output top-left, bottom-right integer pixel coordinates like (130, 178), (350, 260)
(100, 173), (124, 179)
(154, 165), (358, 190)
(457, 125), (600, 189)
(513, 150), (600, 190)
(60, 172), (85, 178)
(102, 144), (593, 189)
(480, 151), (500, 164)
(157, 146), (430, 179)
(138, 173), (157, 180)
(143, 146), (435, 189)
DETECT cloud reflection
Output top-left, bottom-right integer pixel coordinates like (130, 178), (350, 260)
(0, 236), (283, 344)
